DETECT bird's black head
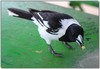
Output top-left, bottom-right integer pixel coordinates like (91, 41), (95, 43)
(65, 24), (85, 49)
(67, 24), (84, 40)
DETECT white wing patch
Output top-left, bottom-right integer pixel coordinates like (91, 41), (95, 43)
(31, 16), (49, 29)
(31, 16), (41, 27)
(37, 13), (43, 20)
(8, 10), (19, 16)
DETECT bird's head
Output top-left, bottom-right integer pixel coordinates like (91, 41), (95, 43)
(66, 24), (85, 50)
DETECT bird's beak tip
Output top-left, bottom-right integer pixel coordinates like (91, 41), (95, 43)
(81, 46), (86, 50)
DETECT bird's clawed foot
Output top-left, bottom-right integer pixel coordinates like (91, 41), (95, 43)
(49, 49), (62, 57)
(48, 45), (62, 57)
(66, 45), (74, 49)
(63, 42), (74, 49)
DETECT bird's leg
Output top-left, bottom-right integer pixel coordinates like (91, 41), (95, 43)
(48, 44), (62, 57)
(63, 42), (74, 49)
(45, 39), (62, 57)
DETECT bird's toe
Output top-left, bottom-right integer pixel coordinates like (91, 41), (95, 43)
(67, 46), (74, 49)
(54, 53), (63, 57)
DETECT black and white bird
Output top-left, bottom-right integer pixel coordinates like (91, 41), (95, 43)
(8, 8), (85, 57)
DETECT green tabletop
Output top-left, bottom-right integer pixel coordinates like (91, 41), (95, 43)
(1, 2), (99, 68)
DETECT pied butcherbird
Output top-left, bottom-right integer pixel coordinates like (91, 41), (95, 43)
(8, 8), (85, 57)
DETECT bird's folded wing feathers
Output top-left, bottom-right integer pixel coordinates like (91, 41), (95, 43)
(28, 8), (57, 13)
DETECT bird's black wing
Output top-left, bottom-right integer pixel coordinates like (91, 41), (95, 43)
(39, 12), (73, 29)
(28, 8), (40, 13)
(29, 8), (73, 29)
(38, 12), (74, 35)
(29, 8), (74, 35)
(28, 8), (58, 21)
(28, 8), (73, 21)
(28, 8), (57, 13)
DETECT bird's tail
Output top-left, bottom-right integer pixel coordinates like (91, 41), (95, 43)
(8, 8), (33, 20)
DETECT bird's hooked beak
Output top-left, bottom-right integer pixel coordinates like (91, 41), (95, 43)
(76, 35), (85, 50)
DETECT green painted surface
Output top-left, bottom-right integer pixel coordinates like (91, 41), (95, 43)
(1, 2), (99, 68)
